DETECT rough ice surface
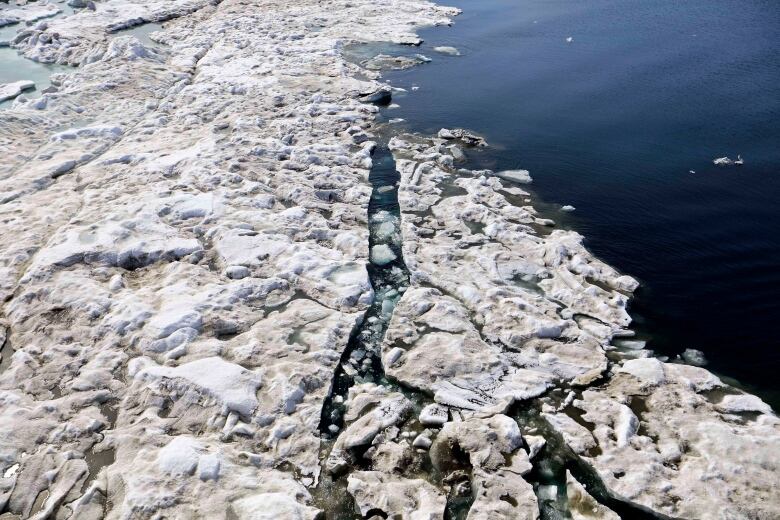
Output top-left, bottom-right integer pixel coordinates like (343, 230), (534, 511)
(0, 0), (777, 518)
(566, 470), (619, 520)
(0, 0), (456, 515)
(566, 363), (780, 519)
(347, 471), (446, 518)
(136, 357), (263, 415)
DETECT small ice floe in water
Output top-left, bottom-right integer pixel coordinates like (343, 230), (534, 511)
(0, 80), (35, 102)
(358, 87), (392, 105)
(680, 348), (707, 366)
(561, 205), (575, 212)
(370, 244), (397, 266)
(566, 36), (574, 43)
(496, 169), (532, 184)
(433, 46), (460, 56)
(438, 128), (488, 147)
(689, 170), (696, 174)
(388, 118), (404, 124)
(411, 85), (420, 91)
(713, 155), (743, 166)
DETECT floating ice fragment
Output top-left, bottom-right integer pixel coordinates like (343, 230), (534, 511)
(561, 205), (575, 212)
(496, 169), (532, 184)
(412, 433), (432, 449)
(433, 46), (460, 56)
(381, 298), (395, 315)
(437, 128), (488, 146)
(538, 484), (558, 501)
(359, 87), (392, 105)
(681, 348), (707, 366)
(0, 80), (35, 102)
(713, 155), (743, 166)
(370, 244), (397, 266)
(375, 221), (397, 242)
(566, 36), (574, 43)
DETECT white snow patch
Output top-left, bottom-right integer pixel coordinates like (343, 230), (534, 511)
(137, 357), (262, 415)
(157, 436), (202, 476)
(617, 358), (666, 385)
(717, 394), (772, 415)
(0, 81), (35, 102)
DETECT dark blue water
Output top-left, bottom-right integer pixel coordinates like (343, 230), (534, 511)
(378, 0), (780, 405)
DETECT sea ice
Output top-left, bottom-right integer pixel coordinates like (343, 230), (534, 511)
(157, 436), (202, 476)
(370, 244), (397, 265)
(681, 347), (707, 366)
(433, 45), (460, 56)
(496, 169), (533, 184)
(136, 357), (263, 415)
(0, 80), (35, 102)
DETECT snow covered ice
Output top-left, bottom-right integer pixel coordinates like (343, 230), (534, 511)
(0, 0), (777, 518)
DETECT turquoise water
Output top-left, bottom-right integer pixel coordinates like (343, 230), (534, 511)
(0, 11), (162, 108)
(379, 0), (780, 405)
(0, 47), (67, 106)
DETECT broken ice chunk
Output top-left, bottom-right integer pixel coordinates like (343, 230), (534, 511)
(433, 46), (460, 56)
(419, 403), (449, 426)
(496, 169), (532, 184)
(681, 348), (707, 366)
(0, 80), (35, 102)
(370, 244), (397, 266)
(198, 453), (221, 481)
(136, 357), (262, 415)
